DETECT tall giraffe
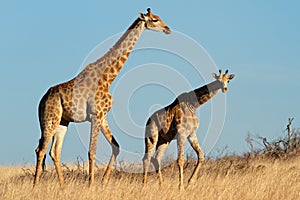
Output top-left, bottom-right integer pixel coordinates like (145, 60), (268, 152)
(34, 8), (171, 188)
(143, 70), (235, 190)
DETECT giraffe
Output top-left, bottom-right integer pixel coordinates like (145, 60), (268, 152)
(143, 70), (235, 190)
(34, 8), (171, 189)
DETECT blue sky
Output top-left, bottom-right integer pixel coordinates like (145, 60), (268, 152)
(1, 1), (300, 165)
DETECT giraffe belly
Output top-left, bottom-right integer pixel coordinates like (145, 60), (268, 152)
(61, 102), (88, 123)
(160, 128), (178, 142)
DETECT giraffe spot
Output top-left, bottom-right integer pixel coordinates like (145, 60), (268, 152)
(95, 91), (100, 98)
(93, 77), (98, 83)
(103, 86), (109, 92)
(112, 51), (117, 58)
(120, 56), (127, 63)
(110, 68), (115, 74)
(83, 89), (89, 97)
(103, 74), (108, 81)
(111, 60), (117, 66)
(90, 71), (95, 77)
(85, 78), (92, 86)
(79, 98), (84, 105)
(55, 108), (61, 114)
(115, 62), (122, 71)
(98, 112), (103, 120)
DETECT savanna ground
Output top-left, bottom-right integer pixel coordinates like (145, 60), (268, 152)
(1, 119), (300, 199)
(1, 155), (300, 200)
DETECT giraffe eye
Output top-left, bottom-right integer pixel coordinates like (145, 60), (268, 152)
(152, 19), (158, 22)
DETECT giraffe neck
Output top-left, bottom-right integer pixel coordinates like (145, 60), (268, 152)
(78, 18), (145, 88)
(185, 80), (223, 109)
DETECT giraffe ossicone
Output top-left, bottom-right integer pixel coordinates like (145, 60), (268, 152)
(33, 8), (171, 189)
(142, 70), (235, 190)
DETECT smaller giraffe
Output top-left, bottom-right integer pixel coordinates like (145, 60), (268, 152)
(143, 70), (235, 190)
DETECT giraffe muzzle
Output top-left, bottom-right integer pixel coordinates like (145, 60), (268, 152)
(163, 26), (171, 34)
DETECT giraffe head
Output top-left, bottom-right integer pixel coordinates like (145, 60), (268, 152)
(212, 69), (235, 93)
(138, 8), (171, 34)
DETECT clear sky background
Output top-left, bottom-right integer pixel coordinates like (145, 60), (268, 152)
(1, 1), (300, 165)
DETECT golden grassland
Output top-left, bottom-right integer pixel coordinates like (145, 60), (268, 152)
(1, 155), (300, 200)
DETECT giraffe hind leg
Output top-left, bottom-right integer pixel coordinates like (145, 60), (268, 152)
(35, 138), (47, 172)
(100, 118), (120, 185)
(143, 120), (158, 186)
(153, 141), (169, 185)
(34, 92), (63, 187)
(49, 124), (68, 189)
(34, 130), (55, 187)
(187, 132), (204, 184)
(177, 133), (186, 191)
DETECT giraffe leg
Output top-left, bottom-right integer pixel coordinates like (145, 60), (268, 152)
(88, 116), (101, 186)
(142, 120), (158, 186)
(34, 89), (63, 187)
(34, 130), (56, 187)
(49, 124), (68, 189)
(177, 134), (186, 191)
(153, 140), (169, 185)
(100, 118), (120, 184)
(187, 132), (204, 184)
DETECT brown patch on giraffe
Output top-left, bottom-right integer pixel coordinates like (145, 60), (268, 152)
(120, 56), (127, 64)
(110, 67), (115, 74)
(103, 74), (108, 82)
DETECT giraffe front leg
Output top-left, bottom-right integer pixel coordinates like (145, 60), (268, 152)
(187, 132), (204, 184)
(49, 125), (68, 189)
(89, 116), (101, 186)
(101, 118), (120, 185)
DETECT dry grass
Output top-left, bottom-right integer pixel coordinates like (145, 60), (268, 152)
(1, 155), (300, 200)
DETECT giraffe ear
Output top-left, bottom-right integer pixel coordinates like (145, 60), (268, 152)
(212, 73), (218, 79)
(138, 13), (145, 20)
(229, 74), (235, 80)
